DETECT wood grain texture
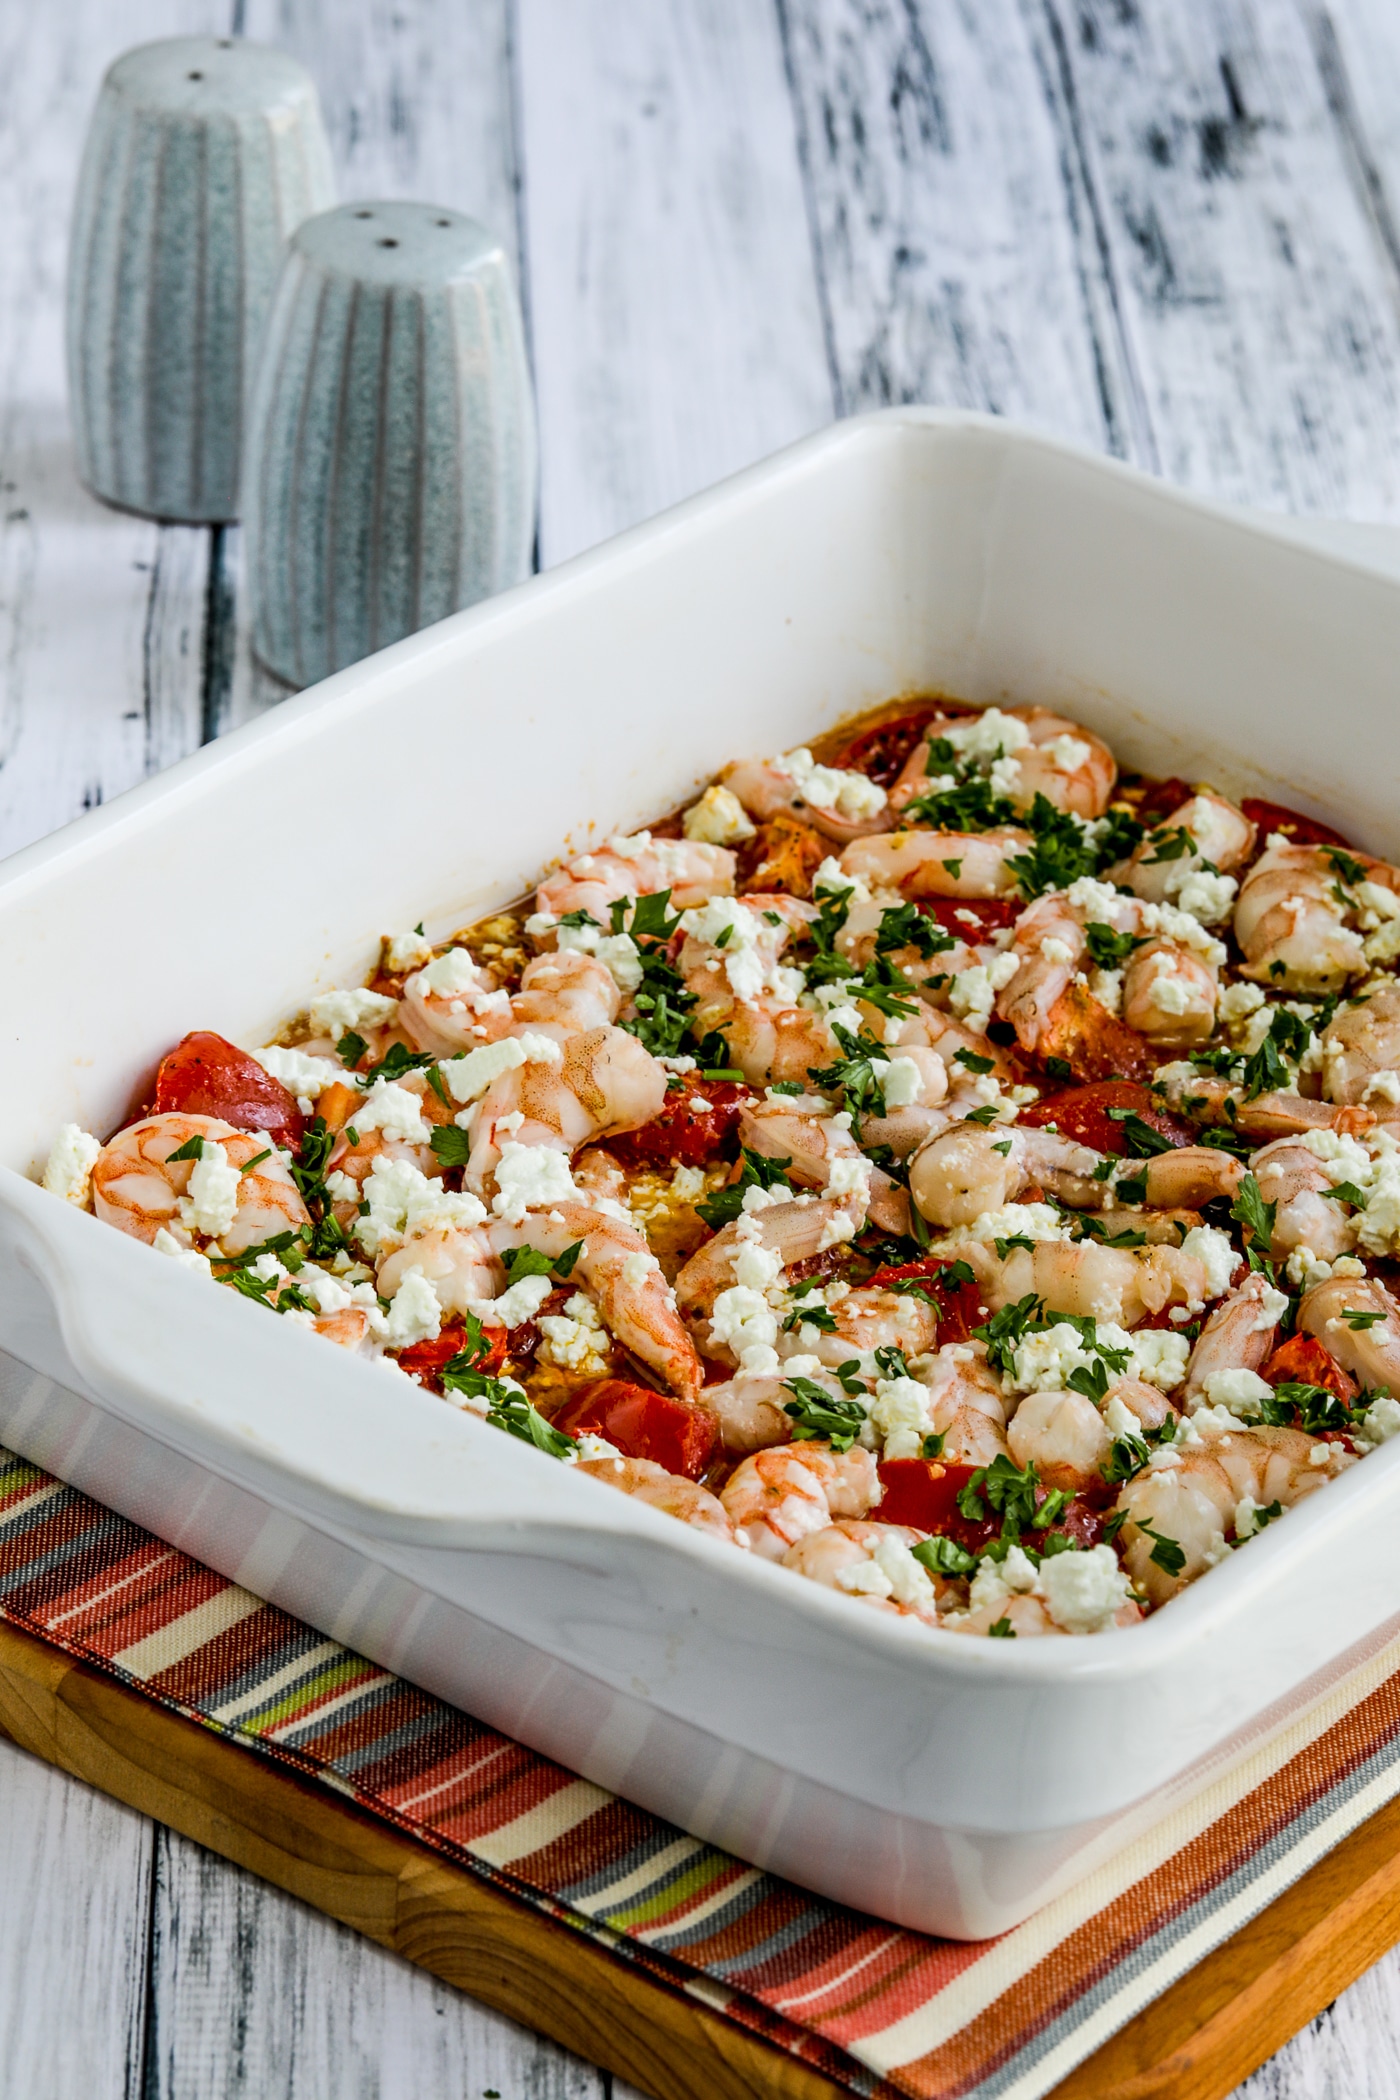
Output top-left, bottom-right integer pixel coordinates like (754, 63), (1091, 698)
(0, 1734), (153, 2100)
(516, 0), (833, 566)
(1026, 0), (1400, 515)
(0, 1618), (836, 2100)
(0, 0), (222, 852)
(776, 0), (1138, 453)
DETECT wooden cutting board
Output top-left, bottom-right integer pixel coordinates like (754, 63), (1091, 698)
(1, 1612), (1396, 2100)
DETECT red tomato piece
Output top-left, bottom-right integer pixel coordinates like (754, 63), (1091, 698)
(864, 1257), (987, 1346)
(395, 1323), (511, 1390)
(832, 706), (953, 786)
(608, 1077), (754, 1170)
(153, 1031), (304, 1151)
(1261, 1331), (1358, 1405)
(1037, 984), (1158, 1085)
(1240, 798), (1350, 850)
(1132, 776), (1194, 828)
(552, 1379), (719, 1480)
(919, 896), (1023, 938)
(876, 1459), (988, 1545)
(1018, 1079), (1197, 1156)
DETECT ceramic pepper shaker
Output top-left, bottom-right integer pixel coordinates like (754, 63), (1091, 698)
(66, 36), (335, 524)
(241, 200), (537, 688)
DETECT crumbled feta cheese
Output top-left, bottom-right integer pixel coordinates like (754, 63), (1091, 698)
(1103, 1395), (1141, 1439)
(441, 1031), (562, 1105)
(969, 1543), (1040, 1616)
(1364, 1070), (1400, 1106)
(1128, 1328), (1190, 1392)
(732, 1232), (783, 1291)
(671, 1164), (707, 1202)
(836, 1558), (894, 1598)
(709, 1284), (781, 1374)
(931, 1204), (1071, 1257)
(383, 1267), (442, 1348)
(41, 1124), (100, 1206)
(355, 1155), (486, 1255)
(491, 1142), (580, 1223)
(152, 1226), (213, 1279)
(1359, 1394), (1400, 1448)
(1218, 981), (1266, 1028)
(682, 783), (756, 845)
(942, 708), (1032, 768)
(813, 856), (873, 902)
(414, 949), (481, 1001)
(572, 1430), (623, 1463)
(1090, 967), (1123, 1016)
(1011, 1321), (1104, 1394)
(1255, 1284), (1291, 1330)
(1038, 1544), (1132, 1634)
(178, 1139), (241, 1239)
(1180, 1224), (1239, 1301)
(873, 1055), (924, 1108)
(308, 986), (399, 1037)
(480, 1271), (556, 1329)
(1200, 1366), (1274, 1418)
(868, 1532), (937, 1610)
(1173, 870), (1237, 925)
(1040, 936), (1077, 966)
(253, 1045), (345, 1101)
(353, 1077), (431, 1145)
(827, 1152), (872, 1200)
(1147, 966), (1193, 1017)
(774, 747), (887, 822)
(385, 928), (434, 972)
(555, 919), (645, 994)
(948, 951), (1020, 1032)
(869, 1376), (934, 1460)
(621, 1249), (659, 1289)
(679, 896), (802, 1006)
(539, 1291), (611, 1374)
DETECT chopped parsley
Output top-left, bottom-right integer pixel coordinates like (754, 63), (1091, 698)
(911, 1535), (977, 1578)
(429, 1125), (473, 1168)
(695, 1147), (794, 1230)
(1135, 1521), (1186, 1577)
(1084, 922), (1141, 969)
(781, 1379), (867, 1452)
(1106, 1106), (1174, 1156)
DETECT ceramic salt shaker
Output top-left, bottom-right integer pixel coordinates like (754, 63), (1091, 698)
(67, 37), (335, 523)
(241, 200), (537, 688)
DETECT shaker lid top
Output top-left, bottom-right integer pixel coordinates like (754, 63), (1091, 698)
(291, 201), (504, 288)
(105, 36), (321, 117)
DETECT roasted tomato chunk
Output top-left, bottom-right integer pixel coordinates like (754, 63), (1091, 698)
(1240, 797), (1350, 850)
(1261, 1331), (1358, 1405)
(608, 1077), (753, 1170)
(396, 1324), (511, 1391)
(552, 1378), (719, 1480)
(864, 1257), (986, 1346)
(919, 896), (1023, 938)
(1018, 1079), (1196, 1156)
(1037, 984), (1157, 1085)
(1130, 775), (1194, 828)
(832, 705), (965, 787)
(876, 1460), (1105, 1555)
(735, 811), (828, 896)
(153, 1031), (304, 1151)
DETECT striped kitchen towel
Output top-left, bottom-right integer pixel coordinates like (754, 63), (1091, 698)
(2, 1437), (1398, 2100)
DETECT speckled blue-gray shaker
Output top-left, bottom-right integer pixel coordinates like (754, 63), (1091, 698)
(241, 201), (537, 688)
(66, 38), (335, 523)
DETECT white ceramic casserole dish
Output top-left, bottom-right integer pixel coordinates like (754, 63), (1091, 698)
(3, 408), (1400, 1940)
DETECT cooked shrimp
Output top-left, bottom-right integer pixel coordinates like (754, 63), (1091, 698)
(577, 1455), (736, 1543)
(1321, 980), (1400, 1107)
(673, 1193), (868, 1327)
(737, 1099), (906, 1233)
(703, 1372), (804, 1454)
(778, 1285), (940, 1370)
(1006, 1389), (1110, 1492)
(464, 1024), (667, 1196)
(1251, 1139), (1356, 1264)
(1179, 1271), (1284, 1406)
(537, 833), (734, 921)
(376, 1222), (498, 1319)
(1115, 1422), (1346, 1604)
(783, 1520), (944, 1623)
(512, 949), (622, 1032)
(1154, 1065), (1375, 1142)
(718, 749), (890, 844)
(1233, 839), (1396, 992)
(889, 704), (1115, 821)
(1115, 791), (1256, 912)
(720, 1441), (880, 1559)
(997, 882), (1223, 1053)
(909, 1120), (1100, 1227)
(1298, 1274), (1400, 1391)
(397, 946), (514, 1056)
(839, 827), (1031, 900)
(92, 1114), (309, 1254)
(325, 1076), (443, 1218)
(493, 1202), (703, 1402)
(920, 1345), (1009, 1464)
(992, 1236), (1228, 1327)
